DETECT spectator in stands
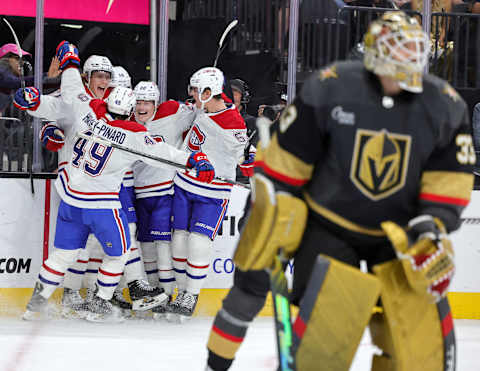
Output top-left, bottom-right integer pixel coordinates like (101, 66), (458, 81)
(0, 43), (60, 113)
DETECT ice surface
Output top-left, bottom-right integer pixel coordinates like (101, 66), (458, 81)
(0, 316), (478, 370)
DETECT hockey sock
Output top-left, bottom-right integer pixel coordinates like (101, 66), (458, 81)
(82, 235), (104, 290)
(186, 232), (212, 295)
(171, 229), (189, 291)
(96, 254), (128, 300)
(141, 242), (158, 286)
(38, 248), (80, 299)
(122, 223), (144, 287)
(156, 240), (175, 295)
(63, 248), (88, 290)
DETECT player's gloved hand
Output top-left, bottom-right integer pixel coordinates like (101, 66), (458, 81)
(239, 152), (255, 177)
(40, 124), (65, 152)
(187, 151), (215, 183)
(55, 40), (80, 70)
(13, 87), (40, 110)
(381, 215), (454, 302)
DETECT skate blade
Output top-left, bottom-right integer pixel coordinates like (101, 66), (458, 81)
(22, 310), (47, 321)
(85, 311), (125, 323)
(152, 312), (167, 320)
(132, 292), (168, 311)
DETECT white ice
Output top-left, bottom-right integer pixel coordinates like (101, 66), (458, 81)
(0, 316), (479, 371)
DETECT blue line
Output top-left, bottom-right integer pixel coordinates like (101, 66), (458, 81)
(146, 269), (159, 274)
(126, 257), (141, 265)
(159, 278), (176, 282)
(59, 174), (119, 203)
(97, 280), (118, 287)
(86, 269), (98, 274)
(173, 268), (186, 274)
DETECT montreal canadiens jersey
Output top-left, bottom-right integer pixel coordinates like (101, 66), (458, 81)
(256, 60), (474, 244)
(54, 68), (189, 209)
(133, 100), (195, 199)
(174, 104), (247, 199)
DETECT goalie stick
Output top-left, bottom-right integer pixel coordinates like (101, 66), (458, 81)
(213, 20), (238, 67)
(77, 132), (250, 189)
(270, 253), (296, 371)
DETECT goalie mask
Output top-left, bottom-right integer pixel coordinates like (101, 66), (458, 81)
(106, 86), (136, 117)
(110, 66), (132, 89)
(189, 67), (224, 106)
(363, 11), (429, 93)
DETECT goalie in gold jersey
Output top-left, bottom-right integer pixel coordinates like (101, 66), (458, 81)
(206, 11), (475, 371)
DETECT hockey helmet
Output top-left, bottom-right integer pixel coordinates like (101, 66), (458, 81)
(133, 81), (160, 105)
(189, 67), (224, 105)
(105, 86), (136, 116)
(363, 11), (429, 93)
(110, 66), (132, 89)
(229, 78), (251, 104)
(83, 55), (113, 82)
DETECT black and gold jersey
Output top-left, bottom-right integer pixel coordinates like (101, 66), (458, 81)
(256, 60), (474, 244)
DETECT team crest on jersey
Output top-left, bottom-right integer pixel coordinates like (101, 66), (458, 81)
(151, 134), (165, 143)
(350, 129), (411, 201)
(188, 125), (205, 151)
(144, 135), (156, 145)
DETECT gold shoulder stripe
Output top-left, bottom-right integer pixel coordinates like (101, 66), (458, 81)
(303, 192), (386, 237)
(421, 171), (473, 202)
(260, 133), (313, 185)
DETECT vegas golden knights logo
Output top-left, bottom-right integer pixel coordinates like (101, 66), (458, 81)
(350, 129), (411, 201)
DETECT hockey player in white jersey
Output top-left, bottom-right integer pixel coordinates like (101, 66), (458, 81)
(110, 66), (132, 89)
(132, 81), (196, 318)
(169, 67), (251, 320)
(19, 41), (215, 322)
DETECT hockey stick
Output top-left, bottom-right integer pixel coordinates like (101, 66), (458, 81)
(270, 253), (296, 371)
(77, 132), (250, 189)
(213, 20), (238, 67)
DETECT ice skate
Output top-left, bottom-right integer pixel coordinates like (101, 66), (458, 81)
(61, 288), (87, 319)
(85, 295), (125, 323)
(127, 279), (168, 311)
(23, 282), (49, 321)
(176, 292), (198, 322)
(152, 294), (173, 320)
(110, 290), (133, 317)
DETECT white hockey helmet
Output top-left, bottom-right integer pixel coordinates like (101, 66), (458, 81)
(110, 66), (132, 88)
(105, 86), (136, 116)
(83, 55), (113, 81)
(133, 81), (160, 105)
(189, 67), (224, 104)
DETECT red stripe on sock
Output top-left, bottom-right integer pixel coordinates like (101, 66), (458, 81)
(98, 268), (122, 277)
(187, 261), (209, 269)
(173, 257), (187, 262)
(89, 258), (103, 263)
(42, 263), (64, 277)
(212, 325), (244, 343)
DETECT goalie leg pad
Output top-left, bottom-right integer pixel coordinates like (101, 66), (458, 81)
(234, 174), (308, 271)
(370, 260), (455, 371)
(294, 255), (380, 371)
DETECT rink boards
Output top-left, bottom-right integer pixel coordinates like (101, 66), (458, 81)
(0, 178), (479, 318)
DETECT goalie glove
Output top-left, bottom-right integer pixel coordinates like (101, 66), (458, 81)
(381, 215), (454, 302)
(40, 124), (65, 152)
(186, 151), (215, 183)
(55, 40), (80, 70)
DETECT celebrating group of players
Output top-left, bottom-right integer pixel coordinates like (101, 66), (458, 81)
(14, 40), (254, 323)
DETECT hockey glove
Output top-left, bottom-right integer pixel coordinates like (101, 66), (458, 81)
(55, 40), (80, 70)
(187, 151), (215, 183)
(239, 152), (255, 177)
(381, 215), (454, 302)
(40, 124), (65, 152)
(13, 87), (40, 111)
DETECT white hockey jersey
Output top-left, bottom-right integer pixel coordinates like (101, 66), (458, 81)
(133, 100), (195, 199)
(174, 104), (247, 199)
(54, 68), (189, 209)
